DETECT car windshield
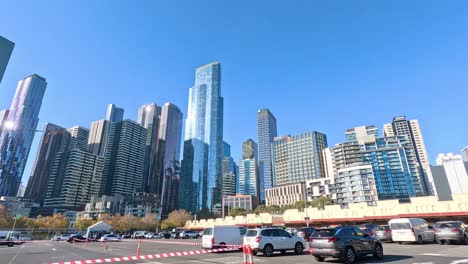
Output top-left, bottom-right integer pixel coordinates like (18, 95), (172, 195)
(245, 230), (258, 237)
(202, 228), (212, 235)
(312, 228), (337, 237)
(377, 226), (390, 231)
(435, 222), (460, 228)
(390, 223), (411, 230)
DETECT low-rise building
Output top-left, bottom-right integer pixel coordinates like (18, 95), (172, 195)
(0, 196), (39, 218)
(265, 182), (305, 207)
(124, 192), (160, 218)
(222, 194), (259, 218)
(82, 195), (124, 219)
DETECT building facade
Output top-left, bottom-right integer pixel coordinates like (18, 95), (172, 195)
(67, 126), (89, 151)
(345, 125), (378, 142)
(0, 110), (9, 142)
(434, 153), (468, 195)
(221, 156), (237, 198)
(242, 139), (258, 160)
(180, 62), (224, 213)
(44, 149), (104, 209)
(87, 119), (111, 156)
(238, 159), (259, 198)
(0, 74), (47, 196)
(272, 131), (328, 186)
(157, 103), (183, 217)
(137, 103), (161, 194)
(265, 182), (305, 207)
(257, 109), (277, 203)
(82, 195), (125, 219)
(105, 104), (124, 123)
(222, 194), (259, 218)
(461, 146), (468, 162)
(124, 192), (160, 218)
(100, 120), (147, 196)
(25, 123), (70, 205)
(0, 36), (14, 85)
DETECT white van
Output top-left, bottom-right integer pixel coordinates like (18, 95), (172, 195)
(389, 218), (435, 244)
(202, 226), (246, 249)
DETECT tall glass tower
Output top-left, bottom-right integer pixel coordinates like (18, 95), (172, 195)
(180, 62), (223, 213)
(257, 109), (277, 202)
(0, 36), (14, 85)
(0, 74), (47, 196)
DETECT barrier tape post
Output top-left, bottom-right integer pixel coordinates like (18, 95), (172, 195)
(105, 241), (109, 251)
(248, 245), (254, 264)
(136, 239), (141, 257)
(83, 238), (88, 248)
(242, 245), (248, 264)
(72, 238), (75, 246)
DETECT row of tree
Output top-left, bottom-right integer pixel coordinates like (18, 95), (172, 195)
(229, 197), (334, 217)
(0, 205), (69, 229)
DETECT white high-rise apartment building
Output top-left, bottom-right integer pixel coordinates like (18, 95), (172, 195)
(461, 146), (468, 162)
(435, 153), (468, 195)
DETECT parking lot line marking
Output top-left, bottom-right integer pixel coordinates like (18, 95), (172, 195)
(451, 259), (468, 264)
(421, 253), (447, 256)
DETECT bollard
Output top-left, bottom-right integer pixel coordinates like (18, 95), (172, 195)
(242, 245), (248, 264)
(248, 245), (254, 264)
(73, 238), (76, 245)
(84, 238), (88, 248)
(136, 239), (141, 257)
(105, 241), (109, 251)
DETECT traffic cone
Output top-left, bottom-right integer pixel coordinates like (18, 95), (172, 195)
(243, 245), (248, 264)
(137, 239), (141, 257)
(105, 241), (109, 251)
(84, 238), (88, 248)
(248, 245), (255, 264)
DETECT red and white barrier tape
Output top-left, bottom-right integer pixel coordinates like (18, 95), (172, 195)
(48, 247), (239, 264)
(143, 240), (242, 248)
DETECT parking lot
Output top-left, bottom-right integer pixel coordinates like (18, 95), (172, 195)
(0, 238), (467, 264)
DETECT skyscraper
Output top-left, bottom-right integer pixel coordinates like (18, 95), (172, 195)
(137, 103), (161, 194)
(0, 74), (47, 196)
(67, 126), (89, 151)
(87, 119), (111, 156)
(156, 103), (183, 217)
(435, 153), (468, 195)
(0, 109), (9, 136)
(345, 125), (378, 142)
(272, 131), (328, 186)
(242, 139), (258, 160)
(257, 109), (277, 203)
(25, 123), (70, 205)
(0, 36), (14, 85)
(44, 149), (104, 209)
(461, 146), (468, 162)
(180, 62), (223, 213)
(238, 159), (259, 197)
(106, 104), (124, 123)
(100, 120), (147, 196)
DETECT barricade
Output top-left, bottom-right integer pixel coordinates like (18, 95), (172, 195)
(48, 247), (240, 264)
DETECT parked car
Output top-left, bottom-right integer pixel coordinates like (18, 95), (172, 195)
(374, 225), (392, 242)
(132, 231), (147, 239)
(309, 226), (384, 263)
(434, 221), (468, 245)
(99, 234), (122, 242)
(285, 227), (298, 235)
(296, 227), (315, 241)
(51, 234), (70, 241)
(202, 226), (246, 249)
(389, 218), (435, 244)
(358, 224), (379, 237)
(121, 234), (132, 239)
(0, 233), (24, 247)
(67, 235), (87, 243)
(243, 228), (305, 257)
(146, 233), (162, 239)
(179, 230), (200, 239)
(171, 231), (180, 239)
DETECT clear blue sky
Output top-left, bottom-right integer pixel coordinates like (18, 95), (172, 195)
(1, 1), (468, 186)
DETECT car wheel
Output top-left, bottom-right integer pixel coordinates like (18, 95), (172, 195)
(343, 247), (356, 264)
(219, 242), (227, 248)
(185, 235), (189, 239)
(373, 244), (384, 259)
(294, 242), (304, 255)
(253, 251), (258, 256)
(314, 256), (325, 262)
(263, 244), (274, 257)
(417, 236), (423, 245)
(195, 235), (200, 239)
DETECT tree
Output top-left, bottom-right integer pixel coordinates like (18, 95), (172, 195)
(197, 208), (214, 220)
(75, 218), (96, 230)
(310, 196), (333, 210)
(228, 207), (248, 217)
(161, 219), (176, 230)
(138, 214), (158, 231)
(166, 209), (192, 227)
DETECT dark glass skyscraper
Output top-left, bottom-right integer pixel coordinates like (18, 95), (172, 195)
(0, 36), (14, 85)
(106, 104), (124, 123)
(0, 74), (47, 196)
(25, 123), (70, 205)
(180, 62), (223, 213)
(257, 109), (277, 202)
(157, 103), (183, 217)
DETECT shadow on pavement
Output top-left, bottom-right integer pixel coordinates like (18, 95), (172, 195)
(316, 255), (414, 263)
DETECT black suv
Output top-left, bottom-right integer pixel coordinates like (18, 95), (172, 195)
(309, 226), (383, 264)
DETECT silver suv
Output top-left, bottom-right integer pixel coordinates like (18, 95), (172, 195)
(243, 228), (305, 257)
(309, 226), (384, 264)
(179, 230), (200, 239)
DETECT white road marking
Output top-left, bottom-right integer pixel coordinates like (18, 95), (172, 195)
(420, 253), (447, 256)
(52, 248), (57, 251)
(8, 244), (25, 264)
(412, 262), (434, 264)
(451, 259), (468, 264)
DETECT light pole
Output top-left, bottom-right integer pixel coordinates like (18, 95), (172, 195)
(10, 199), (23, 240)
(303, 181), (310, 228)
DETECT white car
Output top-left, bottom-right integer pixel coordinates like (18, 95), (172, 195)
(202, 226), (246, 249)
(51, 234), (70, 241)
(389, 218), (435, 244)
(146, 233), (162, 239)
(99, 234), (122, 242)
(243, 228), (305, 257)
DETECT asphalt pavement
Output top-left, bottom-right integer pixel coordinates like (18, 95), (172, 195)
(0, 238), (467, 264)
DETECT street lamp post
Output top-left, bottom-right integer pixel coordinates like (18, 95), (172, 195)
(303, 181), (310, 228)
